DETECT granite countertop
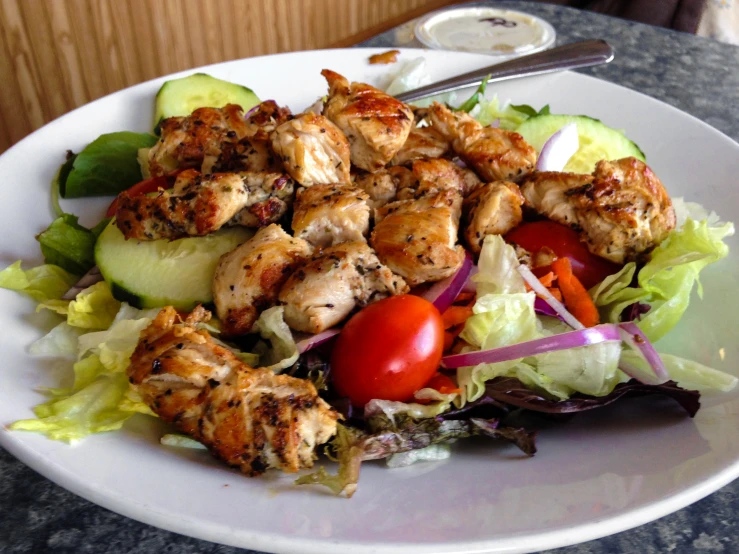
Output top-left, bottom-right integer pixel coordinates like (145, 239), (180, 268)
(2, 2), (739, 553)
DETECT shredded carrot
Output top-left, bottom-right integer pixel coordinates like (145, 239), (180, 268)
(442, 305), (474, 329)
(547, 287), (563, 302)
(453, 291), (476, 304)
(537, 271), (555, 288)
(443, 324), (464, 351)
(425, 373), (462, 395)
(551, 257), (600, 327)
(525, 270), (557, 293)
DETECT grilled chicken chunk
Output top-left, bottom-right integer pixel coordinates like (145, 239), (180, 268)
(390, 126), (450, 166)
(463, 181), (525, 254)
(292, 183), (370, 247)
(428, 102), (537, 182)
(372, 189), (465, 285)
(271, 112), (351, 187)
(520, 157), (676, 263)
(352, 166), (414, 211)
(396, 158), (481, 200)
(148, 104), (250, 177)
(213, 225), (312, 336)
(116, 170), (293, 240)
(278, 242), (408, 333)
(243, 100), (293, 136)
(127, 306), (338, 476)
(322, 69), (414, 172)
(227, 171), (295, 228)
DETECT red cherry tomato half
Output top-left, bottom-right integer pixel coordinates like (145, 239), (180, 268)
(505, 220), (621, 289)
(331, 295), (445, 407)
(105, 173), (179, 218)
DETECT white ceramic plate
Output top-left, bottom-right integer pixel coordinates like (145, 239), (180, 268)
(1, 48), (738, 554)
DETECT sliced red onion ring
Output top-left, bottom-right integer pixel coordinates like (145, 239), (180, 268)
(421, 252), (473, 313)
(517, 264), (584, 330)
(534, 296), (559, 318)
(536, 123), (579, 172)
(489, 118), (500, 128)
(295, 328), (341, 354)
(441, 324), (621, 369)
(617, 322), (669, 383)
(62, 266), (104, 300)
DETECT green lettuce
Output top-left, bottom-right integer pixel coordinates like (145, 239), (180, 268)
(458, 237), (625, 402)
(471, 95), (538, 130)
(36, 213), (110, 275)
(592, 217), (735, 342)
(10, 292), (159, 442)
(60, 131), (157, 198)
(0, 261), (77, 303)
(252, 306), (299, 373)
(621, 351), (737, 392)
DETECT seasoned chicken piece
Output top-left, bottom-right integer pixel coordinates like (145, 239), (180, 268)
(243, 100), (293, 137)
(521, 157), (676, 263)
(463, 181), (525, 254)
(228, 171), (295, 228)
(116, 169), (248, 240)
(428, 102), (537, 182)
(278, 242), (408, 333)
(396, 158), (481, 200)
(375, 187), (462, 224)
(116, 170), (294, 240)
(148, 104), (250, 177)
(213, 225), (312, 336)
(271, 112), (351, 186)
(127, 306), (338, 476)
(390, 126), (450, 166)
(372, 189), (465, 285)
(322, 69), (414, 172)
(352, 166), (413, 211)
(292, 183), (370, 247)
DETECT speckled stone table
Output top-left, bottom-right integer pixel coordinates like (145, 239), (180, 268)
(2, 2), (739, 553)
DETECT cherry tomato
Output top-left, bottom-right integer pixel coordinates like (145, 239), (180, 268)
(104, 173), (179, 217)
(505, 220), (621, 289)
(331, 295), (444, 406)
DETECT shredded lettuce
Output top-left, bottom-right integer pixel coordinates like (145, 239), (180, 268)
(0, 261), (77, 303)
(592, 215), (734, 342)
(252, 306), (299, 373)
(621, 350), (737, 392)
(471, 95), (535, 129)
(472, 234), (526, 296)
(10, 289), (158, 442)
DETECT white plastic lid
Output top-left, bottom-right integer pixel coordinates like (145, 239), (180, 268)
(415, 6), (556, 59)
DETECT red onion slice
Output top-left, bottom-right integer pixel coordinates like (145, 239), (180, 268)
(441, 324), (621, 369)
(295, 328), (341, 354)
(421, 252), (474, 313)
(489, 118), (500, 128)
(617, 322), (669, 383)
(536, 123), (579, 172)
(517, 264), (584, 330)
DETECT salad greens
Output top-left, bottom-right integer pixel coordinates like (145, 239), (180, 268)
(60, 132), (157, 198)
(592, 216), (734, 342)
(36, 213), (109, 276)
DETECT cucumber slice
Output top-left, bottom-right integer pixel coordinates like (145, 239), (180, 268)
(95, 221), (253, 310)
(154, 73), (260, 132)
(515, 114), (646, 174)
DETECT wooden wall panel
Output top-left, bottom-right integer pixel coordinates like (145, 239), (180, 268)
(0, 0), (456, 152)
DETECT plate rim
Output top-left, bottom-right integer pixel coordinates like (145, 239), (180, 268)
(1, 46), (738, 554)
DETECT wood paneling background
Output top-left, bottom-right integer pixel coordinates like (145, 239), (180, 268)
(0, 0), (456, 153)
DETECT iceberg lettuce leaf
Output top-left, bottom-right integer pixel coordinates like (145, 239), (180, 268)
(0, 261), (77, 303)
(593, 217), (734, 341)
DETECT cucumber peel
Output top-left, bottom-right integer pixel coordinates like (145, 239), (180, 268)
(95, 221), (253, 310)
(154, 73), (260, 133)
(516, 114), (645, 174)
